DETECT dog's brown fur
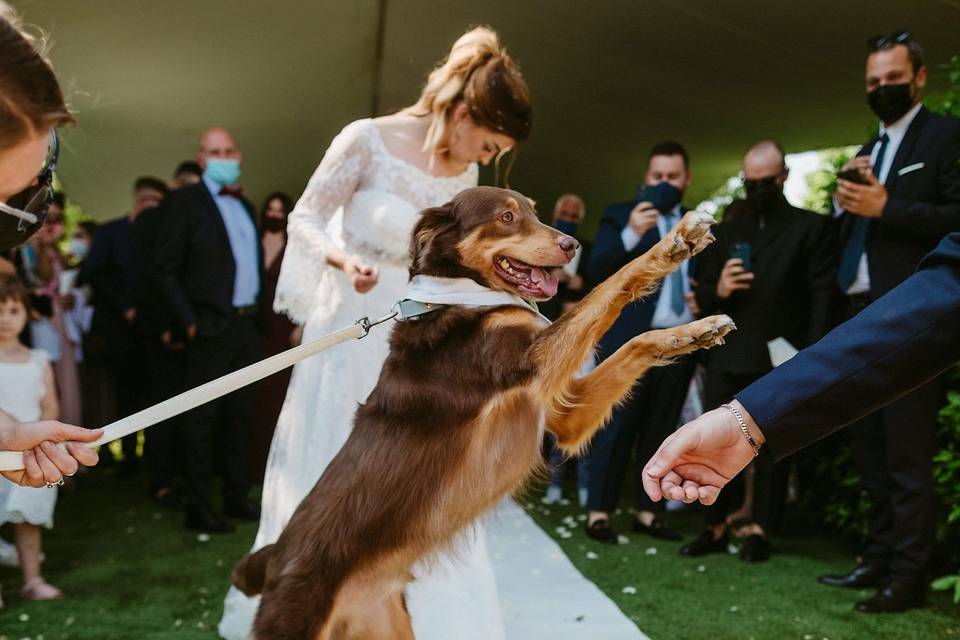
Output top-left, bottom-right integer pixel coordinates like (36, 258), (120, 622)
(231, 186), (734, 639)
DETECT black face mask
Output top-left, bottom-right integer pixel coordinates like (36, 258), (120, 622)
(867, 83), (915, 124)
(262, 217), (286, 233)
(744, 176), (784, 212)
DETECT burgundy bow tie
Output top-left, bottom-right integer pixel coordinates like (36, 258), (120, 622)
(219, 185), (243, 198)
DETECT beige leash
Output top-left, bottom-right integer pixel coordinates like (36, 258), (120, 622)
(0, 314), (395, 472)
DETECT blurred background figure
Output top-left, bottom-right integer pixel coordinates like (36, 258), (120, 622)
(248, 191), (299, 484)
(85, 176), (167, 477)
(171, 160), (203, 190)
(540, 193), (592, 506)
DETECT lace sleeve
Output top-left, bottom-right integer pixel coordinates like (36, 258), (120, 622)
(274, 120), (372, 323)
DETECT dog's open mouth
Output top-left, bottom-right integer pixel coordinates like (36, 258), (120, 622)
(493, 255), (560, 299)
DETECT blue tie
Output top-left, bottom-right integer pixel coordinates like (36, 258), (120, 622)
(666, 213), (685, 315)
(836, 133), (888, 291)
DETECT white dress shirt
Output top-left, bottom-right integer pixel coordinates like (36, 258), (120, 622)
(843, 102), (923, 295)
(619, 204), (693, 328)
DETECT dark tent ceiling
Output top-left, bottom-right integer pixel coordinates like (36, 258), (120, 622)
(18, 0), (960, 226)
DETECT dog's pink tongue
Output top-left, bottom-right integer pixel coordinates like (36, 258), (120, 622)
(530, 267), (559, 298)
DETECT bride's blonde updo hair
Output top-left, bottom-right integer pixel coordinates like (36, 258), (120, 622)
(406, 26), (532, 155)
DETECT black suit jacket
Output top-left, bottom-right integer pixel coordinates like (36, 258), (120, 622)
(153, 182), (263, 339)
(85, 216), (134, 337)
(696, 198), (836, 375)
(738, 232), (960, 460)
(837, 107), (960, 298)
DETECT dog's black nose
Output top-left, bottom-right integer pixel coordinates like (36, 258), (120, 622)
(559, 235), (580, 253)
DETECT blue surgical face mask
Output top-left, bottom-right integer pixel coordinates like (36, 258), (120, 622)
(637, 181), (683, 213)
(555, 220), (579, 236)
(204, 158), (241, 186)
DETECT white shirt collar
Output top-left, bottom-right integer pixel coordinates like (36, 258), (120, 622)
(879, 102), (922, 146)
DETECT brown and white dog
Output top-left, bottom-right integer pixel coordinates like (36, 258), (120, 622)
(232, 186), (734, 639)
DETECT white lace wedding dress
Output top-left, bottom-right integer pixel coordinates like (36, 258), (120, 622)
(219, 119), (506, 639)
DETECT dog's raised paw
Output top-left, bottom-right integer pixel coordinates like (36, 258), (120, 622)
(667, 210), (716, 261)
(692, 315), (737, 348)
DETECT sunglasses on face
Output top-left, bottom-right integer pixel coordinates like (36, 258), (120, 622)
(867, 30), (910, 50)
(0, 130), (60, 229)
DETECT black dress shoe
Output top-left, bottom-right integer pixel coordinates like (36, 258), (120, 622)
(739, 534), (771, 563)
(224, 498), (261, 521)
(818, 563), (888, 589)
(632, 516), (682, 542)
(585, 519), (619, 545)
(185, 506), (236, 534)
(855, 578), (926, 613)
(679, 530), (728, 557)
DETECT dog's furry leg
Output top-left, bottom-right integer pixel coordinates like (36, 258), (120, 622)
(531, 210), (716, 403)
(548, 315), (735, 452)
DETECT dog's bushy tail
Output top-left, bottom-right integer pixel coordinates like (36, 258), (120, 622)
(231, 544), (275, 596)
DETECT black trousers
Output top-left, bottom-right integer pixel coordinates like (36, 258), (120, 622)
(587, 353), (695, 513)
(849, 378), (940, 579)
(180, 316), (261, 510)
(703, 370), (788, 533)
(841, 294), (940, 580)
(141, 329), (187, 494)
(106, 323), (146, 461)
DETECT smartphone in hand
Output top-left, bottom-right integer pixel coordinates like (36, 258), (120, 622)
(730, 242), (752, 272)
(837, 167), (870, 185)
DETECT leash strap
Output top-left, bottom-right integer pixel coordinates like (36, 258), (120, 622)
(0, 317), (379, 472)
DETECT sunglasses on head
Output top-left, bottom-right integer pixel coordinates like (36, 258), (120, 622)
(867, 30), (910, 50)
(0, 129), (59, 231)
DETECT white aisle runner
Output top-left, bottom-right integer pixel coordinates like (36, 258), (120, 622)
(485, 500), (649, 640)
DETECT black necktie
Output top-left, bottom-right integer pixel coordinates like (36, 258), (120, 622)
(836, 133), (889, 291)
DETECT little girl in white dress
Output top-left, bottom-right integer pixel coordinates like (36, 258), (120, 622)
(0, 274), (62, 606)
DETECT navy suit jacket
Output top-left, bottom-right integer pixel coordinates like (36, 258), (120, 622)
(85, 216), (134, 337)
(737, 232), (960, 461)
(588, 200), (688, 361)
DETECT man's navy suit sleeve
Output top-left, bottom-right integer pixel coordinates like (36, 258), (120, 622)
(587, 205), (658, 284)
(85, 223), (128, 316)
(736, 232), (960, 460)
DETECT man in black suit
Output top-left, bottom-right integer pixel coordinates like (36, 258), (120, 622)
(643, 231), (960, 607)
(154, 127), (263, 533)
(681, 140), (835, 562)
(584, 142), (699, 543)
(821, 33), (960, 610)
(85, 176), (167, 478)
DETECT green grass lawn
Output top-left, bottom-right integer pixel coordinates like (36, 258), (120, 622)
(1, 470), (957, 639)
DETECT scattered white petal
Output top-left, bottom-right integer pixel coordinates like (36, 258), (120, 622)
(803, 635), (814, 640)
(617, 535), (630, 545)
(64, 616), (75, 626)
(697, 565), (706, 572)
(729, 606), (739, 612)
(558, 499), (570, 506)
(559, 532), (573, 539)
(645, 547), (658, 555)
(622, 586), (637, 594)
(727, 543), (739, 555)
(586, 551), (599, 560)
(198, 587), (209, 594)
(577, 514), (587, 522)
(562, 516), (577, 527)
(197, 533), (211, 543)
(18, 614), (29, 622)
(197, 621), (206, 629)
(173, 619), (182, 628)
(555, 527), (569, 535)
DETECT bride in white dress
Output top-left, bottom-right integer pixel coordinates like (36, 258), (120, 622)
(219, 27), (532, 640)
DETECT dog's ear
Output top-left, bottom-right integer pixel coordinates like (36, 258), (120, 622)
(409, 202), (457, 276)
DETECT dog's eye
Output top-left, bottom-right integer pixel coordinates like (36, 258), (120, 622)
(500, 211), (514, 223)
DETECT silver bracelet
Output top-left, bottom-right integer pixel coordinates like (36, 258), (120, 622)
(721, 403), (760, 457)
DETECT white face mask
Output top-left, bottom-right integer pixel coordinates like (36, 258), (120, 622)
(69, 238), (89, 259)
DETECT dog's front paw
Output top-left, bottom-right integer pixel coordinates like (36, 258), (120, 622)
(667, 210), (716, 261)
(689, 314), (736, 348)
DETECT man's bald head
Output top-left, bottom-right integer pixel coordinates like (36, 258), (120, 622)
(197, 127), (241, 170)
(743, 140), (786, 180)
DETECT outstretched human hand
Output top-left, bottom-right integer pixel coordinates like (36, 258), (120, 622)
(1, 418), (102, 488)
(641, 400), (763, 505)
